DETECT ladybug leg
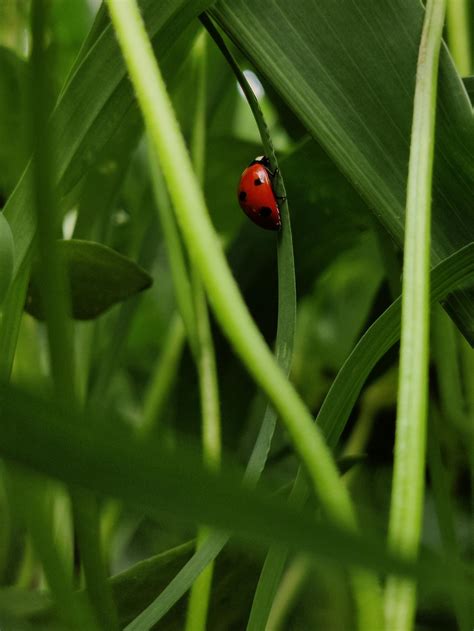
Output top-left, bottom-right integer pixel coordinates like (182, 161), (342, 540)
(269, 169), (286, 199)
(265, 164), (286, 201)
(271, 168), (285, 201)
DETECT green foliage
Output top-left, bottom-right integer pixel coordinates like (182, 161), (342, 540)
(0, 2), (472, 631)
(211, 0), (474, 343)
(25, 240), (152, 321)
(0, 47), (27, 200)
(463, 76), (474, 102)
(0, 214), (15, 306)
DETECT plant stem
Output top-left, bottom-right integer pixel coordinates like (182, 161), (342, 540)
(29, 2), (117, 629)
(266, 556), (312, 631)
(142, 313), (186, 434)
(147, 146), (197, 353)
(201, 11), (296, 488)
(446, 0), (472, 75)
(384, 2), (446, 629)
(200, 13), (285, 199)
(185, 31), (221, 631)
(427, 404), (471, 631)
(205, 21), (300, 621)
(459, 335), (474, 432)
(0, 260), (30, 382)
(431, 305), (468, 432)
(460, 337), (474, 553)
(7, 470), (98, 630)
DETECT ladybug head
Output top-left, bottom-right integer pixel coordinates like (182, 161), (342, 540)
(249, 155), (271, 169)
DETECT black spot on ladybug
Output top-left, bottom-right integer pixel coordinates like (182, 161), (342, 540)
(254, 178), (263, 186)
(259, 207), (272, 217)
(239, 191), (247, 201)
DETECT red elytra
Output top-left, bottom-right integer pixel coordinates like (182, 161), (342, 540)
(237, 156), (281, 231)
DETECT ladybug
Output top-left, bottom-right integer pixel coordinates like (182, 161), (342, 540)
(237, 156), (281, 231)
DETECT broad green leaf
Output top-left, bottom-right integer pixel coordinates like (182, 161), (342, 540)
(0, 381), (453, 588)
(211, 1), (474, 343)
(0, 378), (470, 631)
(25, 239), (152, 321)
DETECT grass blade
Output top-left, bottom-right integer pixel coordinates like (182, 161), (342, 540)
(201, 13), (297, 489)
(446, 0), (472, 75)
(125, 534), (229, 631)
(385, 2), (447, 628)
(427, 405), (472, 631)
(315, 243), (474, 448)
(185, 31), (221, 631)
(0, 382), (453, 586)
(142, 313), (186, 433)
(29, 4), (118, 627)
(432, 305), (469, 432)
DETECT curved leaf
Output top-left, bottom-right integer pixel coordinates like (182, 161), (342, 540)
(0, 382), (450, 589)
(318, 243), (474, 449)
(463, 76), (474, 104)
(0, 213), (14, 305)
(25, 239), (152, 320)
(211, 0), (474, 342)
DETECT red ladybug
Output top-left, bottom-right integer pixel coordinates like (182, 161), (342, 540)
(237, 156), (281, 231)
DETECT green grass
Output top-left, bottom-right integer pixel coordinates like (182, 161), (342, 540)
(0, 1), (472, 630)
(385, 2), (447, 629)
